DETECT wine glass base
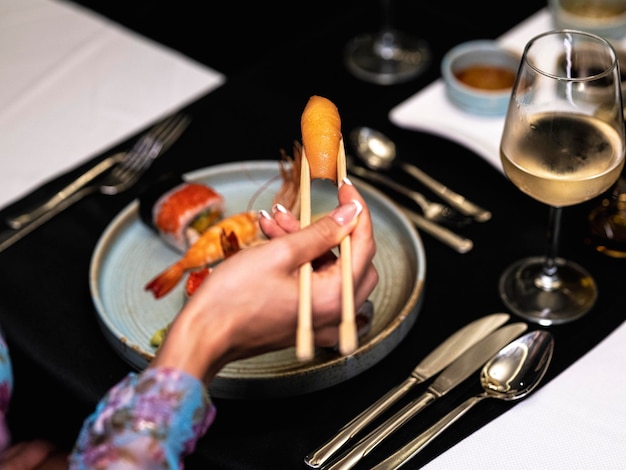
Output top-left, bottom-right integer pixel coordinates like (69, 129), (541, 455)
(499, 256), (598, 326)
(344, 31), (431, 85)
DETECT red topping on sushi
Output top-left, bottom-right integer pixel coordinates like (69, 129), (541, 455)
(156, 183), (223, 233)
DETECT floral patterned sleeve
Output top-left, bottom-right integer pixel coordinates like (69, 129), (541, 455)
(0, 332), (13, 452)
(69, 367), (216, 470)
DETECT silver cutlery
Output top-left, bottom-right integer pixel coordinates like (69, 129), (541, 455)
(321, 322), (528, 470)
(304, 313), (510, 468)
(372, 330), (554, 470)
(350, 126), (492, 222)
(0, 113), (190, 254)
(0, 170), (112, 253)
(347, 157), (474, 253)
(6, 112), (191, 229)
(347, 156), (473, 253)
(398, 207), (473, 254)
(347, 157), (472, 228)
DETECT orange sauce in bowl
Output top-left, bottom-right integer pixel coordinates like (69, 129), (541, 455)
(455, 65), (516, 91)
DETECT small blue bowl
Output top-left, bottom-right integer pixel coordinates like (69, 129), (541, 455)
(441, 40), (521, 116)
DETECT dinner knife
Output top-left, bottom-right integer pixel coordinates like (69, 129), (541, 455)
(304, 313), (510, 468)
(321, 322), (528, 470)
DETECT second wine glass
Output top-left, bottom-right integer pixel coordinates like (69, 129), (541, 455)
(344, 0), (430, 85)
(499, 30), (626, 325)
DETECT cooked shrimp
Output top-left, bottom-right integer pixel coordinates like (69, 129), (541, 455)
(145, 211), (261, 298)
(184, 229), (241, 298)
(271, 142), (303, 216)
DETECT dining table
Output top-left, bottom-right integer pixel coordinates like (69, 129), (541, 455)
(0, 0), (625, 469)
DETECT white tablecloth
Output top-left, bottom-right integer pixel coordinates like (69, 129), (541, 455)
(0, 0), (225, 209)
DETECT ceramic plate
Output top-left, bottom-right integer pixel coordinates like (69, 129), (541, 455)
(90, 161), (425, 399)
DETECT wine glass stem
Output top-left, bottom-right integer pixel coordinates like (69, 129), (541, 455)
(538, 206), (562, 290)
(380, 0), (393, 32)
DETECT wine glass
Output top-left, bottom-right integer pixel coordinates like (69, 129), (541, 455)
(499, 30), (626, 325)
(344, 0), (430, 85)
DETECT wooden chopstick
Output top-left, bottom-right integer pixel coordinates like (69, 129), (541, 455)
(337, 139), (358, 355)
(296, 140), (358, 361)
(297, 150), (314, 361)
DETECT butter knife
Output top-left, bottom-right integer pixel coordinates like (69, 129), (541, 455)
(322, 322), (528, 470)
(304, 313), (510, 468)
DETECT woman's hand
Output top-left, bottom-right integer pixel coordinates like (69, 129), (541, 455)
(151, 178), (378, 385)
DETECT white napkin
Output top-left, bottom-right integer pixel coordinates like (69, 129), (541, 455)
(389, 8), (626, 174)
(0, 0), (225, 209)
(421, 320), (626, 469)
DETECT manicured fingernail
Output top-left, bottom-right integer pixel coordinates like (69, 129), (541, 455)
(258, 209), (272, 221)
(272, 203), (288, 214)
(330, 199), (363, 225)
(340, 177), (353, 188)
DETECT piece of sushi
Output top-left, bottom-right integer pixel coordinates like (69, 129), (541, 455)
(139, 173), (225, 252)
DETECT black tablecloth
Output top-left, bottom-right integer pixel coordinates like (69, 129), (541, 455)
(1, 1), (624, 468)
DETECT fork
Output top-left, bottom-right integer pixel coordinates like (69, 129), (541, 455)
(345, 157), (473, 252)
(6, 112), (191, 229)
(346, 157), (473, 228)
(0, 113), (190, 254)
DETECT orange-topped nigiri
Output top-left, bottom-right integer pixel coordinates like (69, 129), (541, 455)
(301, 95), (342, 183)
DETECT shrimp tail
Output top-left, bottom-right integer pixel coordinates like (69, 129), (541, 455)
(145, 263), (185, 299)
(272, 141), (303, 216)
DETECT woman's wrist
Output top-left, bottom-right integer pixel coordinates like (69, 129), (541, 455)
(150, 305), (232, 385)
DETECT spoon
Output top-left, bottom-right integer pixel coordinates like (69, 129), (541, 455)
(350, 127), (492, 222)
(371, 329), (554, 470)
(346, 155), (473, 228)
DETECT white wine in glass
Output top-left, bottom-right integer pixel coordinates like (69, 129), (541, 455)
(499, 30), (626, 325)
(344, 0), (430, 85)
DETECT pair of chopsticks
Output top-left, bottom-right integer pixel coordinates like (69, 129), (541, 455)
(297, 139), (357, 361)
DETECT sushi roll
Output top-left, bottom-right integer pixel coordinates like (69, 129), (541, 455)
(139, 172), (225, 252)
